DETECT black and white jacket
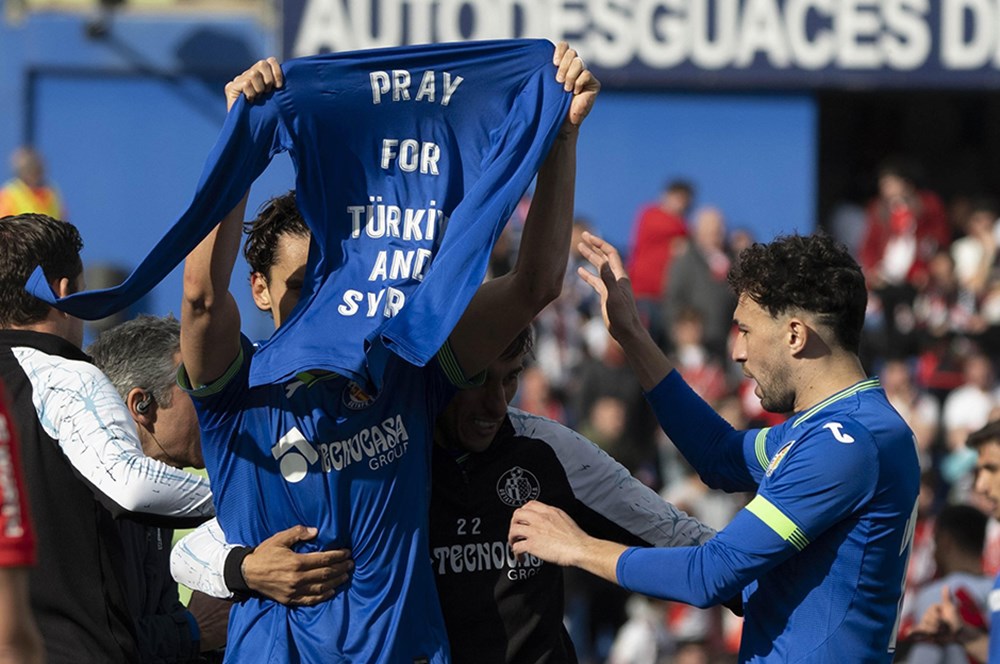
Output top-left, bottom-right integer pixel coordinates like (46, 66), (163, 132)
(0, 330), (213, 664)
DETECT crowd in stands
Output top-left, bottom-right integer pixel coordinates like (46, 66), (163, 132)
(488, 160), (1000, 663)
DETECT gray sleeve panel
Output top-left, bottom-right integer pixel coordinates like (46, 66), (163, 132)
(507, 408), (716, 547)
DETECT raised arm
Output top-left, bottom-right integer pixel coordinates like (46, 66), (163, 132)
(181, 58), (283, 387)
(576, 232), (672, 390)
(448, 43), (599, 378)
(578, 234), (757, 491)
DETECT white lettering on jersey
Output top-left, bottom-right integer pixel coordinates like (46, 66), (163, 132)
(273, 416), (413, 482)
(823, 422), (855, 444)
(369, 69), (463, 106)
(432, 539), (543, 580)
(380, 139), (441, 175)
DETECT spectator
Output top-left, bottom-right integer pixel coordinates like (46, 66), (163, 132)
(0, 147), (64, 220)
(569, 331), (659, 488)
(626, 179), (694, 348)
(880, 359), (940, 468)
(663, 206), (737, 363)
(913, 250), (977, 344)
(860, 157), (950, 358)
(903, 504), (991, 664)
(951, 199), (999, 298)
(941, 352), (1000, 487)
(667, 308), (729, 405)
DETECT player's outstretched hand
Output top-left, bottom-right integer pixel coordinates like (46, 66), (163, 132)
(225, 56), (284, 112)
(241, 525), (353, 606)
(553, 42), (600, 129)
(508, 500), (589, 566)
(577, 232), (644, 342)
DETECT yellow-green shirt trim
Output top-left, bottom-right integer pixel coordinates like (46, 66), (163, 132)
(178, 346), (245, 398)
(754, 427), (771, 471)
(792, 378), (881, 429)
(746, 495), (809, 551)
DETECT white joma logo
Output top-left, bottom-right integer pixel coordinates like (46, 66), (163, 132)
(823, 422), (855, 444)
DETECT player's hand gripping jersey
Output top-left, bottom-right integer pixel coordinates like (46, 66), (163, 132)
(623, 373), (920, 663)
(27, 40), (571, 391)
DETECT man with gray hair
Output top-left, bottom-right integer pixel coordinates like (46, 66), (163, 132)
(90, 315), (227, 661)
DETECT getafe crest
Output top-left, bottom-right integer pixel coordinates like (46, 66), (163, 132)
(497, 466), (540, 507)
(342, 381), (377, 411)
(765, 440), (796, 477)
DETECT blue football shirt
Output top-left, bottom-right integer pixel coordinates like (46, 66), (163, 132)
(619, 373), (920, 663)
(181, 336), (468, 663)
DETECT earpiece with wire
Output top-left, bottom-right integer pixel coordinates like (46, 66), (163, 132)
(135, 392), (153, 415)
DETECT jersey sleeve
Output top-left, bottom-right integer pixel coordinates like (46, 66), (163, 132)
(178, 335), (253, 430)
(645, 370), (760, 492)
(752, 416), (878, 548)
(170, 517), (237, 600)
(0, 381), (34, 567)
(615, 417), (879, 607)
(520, 411), (716, 548)
(29, 354), (214, 527)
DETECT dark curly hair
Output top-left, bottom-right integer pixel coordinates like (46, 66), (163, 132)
(0, 213), (83, 327)
(727, 234), (866, 354)
(501, 326), (535, 361)
(243, 191), (309, 279)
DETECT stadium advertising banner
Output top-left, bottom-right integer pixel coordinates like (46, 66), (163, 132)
(284, 0), (1000, 88)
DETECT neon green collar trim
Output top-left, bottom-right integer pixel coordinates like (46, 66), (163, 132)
(792, 378), (880, 428)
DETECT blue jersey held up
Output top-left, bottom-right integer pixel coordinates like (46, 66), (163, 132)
(28, 40), (571, 390)
(624, 372), (920, 663)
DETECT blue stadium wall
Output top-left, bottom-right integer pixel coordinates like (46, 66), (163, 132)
(0, 1), (815, 334)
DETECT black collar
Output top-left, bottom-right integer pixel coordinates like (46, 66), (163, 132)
(0, 329), (91, 363)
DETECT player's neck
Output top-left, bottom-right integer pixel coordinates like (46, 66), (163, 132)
(793, 353), (868, 414)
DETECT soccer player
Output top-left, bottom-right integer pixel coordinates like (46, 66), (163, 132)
(508, 233), (920, 663)
(910, 420), (1000, 663)
(179, 46), (598, 662)
(173, 326), (719, 664)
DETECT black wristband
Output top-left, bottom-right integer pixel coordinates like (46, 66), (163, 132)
(224, 546), (255, 601)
